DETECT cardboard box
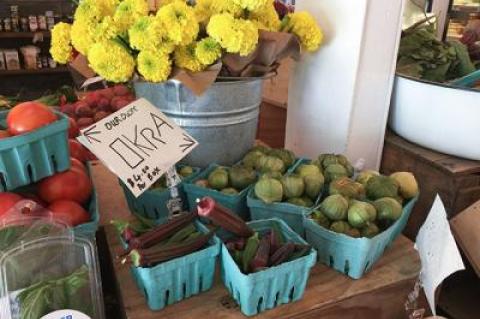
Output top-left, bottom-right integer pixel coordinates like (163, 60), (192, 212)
(4, 49), (20, 70)
(450, 200), (480, 277)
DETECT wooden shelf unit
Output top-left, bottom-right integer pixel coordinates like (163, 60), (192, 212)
(0, 31), (50, 39)
(0, 67), (69, 76)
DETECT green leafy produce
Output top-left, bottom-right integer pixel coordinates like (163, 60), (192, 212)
(374, 197), (403, 222)
(329, 177), (365, 199)
(304, 174), (324, 199)
(18, 266), (91, 319)
(390, 172), (419, 200)
(255, 155), (286, 174)
(324, 164), (349, 183)
(268, 148), (296, 168)
(397, 22), (476, 82)
(281, 175), (305, 199)
(221, 187), (239, 195)
(330, 221), (351, 234)
(356, 170), (380, 186)
(243, 151), (265, 169)
(250, 145), (271, 154)
(311, 210), (330, 229)
(319, 194), (349, 221)
(229, 166), (256, 190)
(361, 223), (380, 238)
(208, 168), (229, 190)
(366, 175), (399, 200)
(254, 178), (284, 204)
(295, 164), (322, 178)
(347, 200), (377, 229)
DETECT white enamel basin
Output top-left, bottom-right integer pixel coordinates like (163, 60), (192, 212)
(389, 75), (480, 161)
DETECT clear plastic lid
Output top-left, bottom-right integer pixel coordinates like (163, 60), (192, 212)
(0, 201), (104, 319)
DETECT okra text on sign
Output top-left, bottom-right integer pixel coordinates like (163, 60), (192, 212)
(77, 98), (198, 197)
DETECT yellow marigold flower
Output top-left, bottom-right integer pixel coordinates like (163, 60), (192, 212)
(249, 2), (280, 31)
(211, 0), (243, 17)
(232, 0), (268, 11)
(282, 12), (323, 52)
(88, 40), (136, 82)
(114, 0), (149, 32)
(94, 16), (120, 43)
(207, 14), (259, 56)
(158, 0), (186, 7)
(174, 44), (206, 72)
(195, 37), (222, 65)
(75, 0), (118, 21)
(70, 18), (96, 55)
(156, 1), (199, 46)
(50, 22), (73, 64)
(137, 50), (172, 82)
(194, 0), (214, 24)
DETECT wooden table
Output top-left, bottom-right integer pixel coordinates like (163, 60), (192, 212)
(91, 163), (421, 319)
(381, 131), (480, 240)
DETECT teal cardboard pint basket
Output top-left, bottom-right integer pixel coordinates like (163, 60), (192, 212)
(220, 219), (317, 316)
(0, 111), (70, 191)
(304, 196), (418, 279)
(120, 166), (201, 224)
(130, 221), (221, 311)
(184, 164), (254, 221)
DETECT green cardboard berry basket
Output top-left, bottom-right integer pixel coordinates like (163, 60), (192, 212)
(247, 159), (322, 237)
(128, 221), (221, 311)
(184, 164), (254, 221)
(0, 111), (70, 191)
(303, 196), (418, 279)
(219, 218), (317, 316)
(120, 166), (201, 225)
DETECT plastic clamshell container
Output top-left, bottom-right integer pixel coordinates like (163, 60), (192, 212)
(220, 218), (317, 316)
(0, 235), (105, 319)
(184, 164), (254, 221)
(247, 159), (321, 237)
(0, 111), (70, 191)
(120, 166), (201, 224)
(130, 221), (221, 311)
(304, 196), (418, 279)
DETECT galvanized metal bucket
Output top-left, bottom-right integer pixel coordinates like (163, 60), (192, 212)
(134, 79), (263, 168)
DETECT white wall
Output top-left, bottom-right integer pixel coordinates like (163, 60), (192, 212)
(286, 0), (405, 170)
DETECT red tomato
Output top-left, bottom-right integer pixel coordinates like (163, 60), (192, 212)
(7, 101), (57, 135)
(0, 193), (23, 217)
(48, 200), (90, 226)
(69, 139), (88, 162)
(71, 157), (87, 173)
(68, 117), (79, 138)
(0, 130), (11, 139)
(38, 168), (93, 204)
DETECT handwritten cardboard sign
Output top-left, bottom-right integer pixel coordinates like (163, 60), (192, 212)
(77, 98), (198, 197)
(415, 195), (465, 315)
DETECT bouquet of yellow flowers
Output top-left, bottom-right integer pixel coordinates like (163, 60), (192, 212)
(51, 0), (323, 84)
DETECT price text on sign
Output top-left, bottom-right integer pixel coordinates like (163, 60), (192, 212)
(77, 98), (198, 197)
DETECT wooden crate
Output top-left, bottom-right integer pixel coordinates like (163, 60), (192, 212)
(381, 131), (480, 240)
(91, 163), (421, 319)
(256, 101), (287, 149)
